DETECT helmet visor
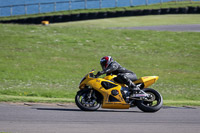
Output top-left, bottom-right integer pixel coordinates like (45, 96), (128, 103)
(100, 59), (107, 70)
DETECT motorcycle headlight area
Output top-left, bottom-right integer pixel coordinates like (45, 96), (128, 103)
(79, 77), (86, 85)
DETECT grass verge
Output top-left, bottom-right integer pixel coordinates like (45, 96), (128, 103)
(0, 95), (74, 103)
(164, 100), (200, 106)
(0, 95), (199, 107)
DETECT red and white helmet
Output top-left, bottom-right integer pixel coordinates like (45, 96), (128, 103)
(100, 56), (113, 70)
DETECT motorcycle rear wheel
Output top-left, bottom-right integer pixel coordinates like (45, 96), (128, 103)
(136, 88), (163, 112)
(75, 89), (101, 111)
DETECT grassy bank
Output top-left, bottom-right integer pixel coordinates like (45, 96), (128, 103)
(0, 14), (200, 106)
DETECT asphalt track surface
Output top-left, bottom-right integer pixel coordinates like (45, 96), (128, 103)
(117, 24), (200, 32)
(0, 103), (200, 133)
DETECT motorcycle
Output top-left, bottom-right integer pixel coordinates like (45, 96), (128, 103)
(75, 70), (163, 112)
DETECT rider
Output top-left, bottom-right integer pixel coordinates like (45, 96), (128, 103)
(96, 56), (142, 96)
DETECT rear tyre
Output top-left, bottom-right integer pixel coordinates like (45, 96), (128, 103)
(75, 89), (101, 111)
(136, 88), (163, 112)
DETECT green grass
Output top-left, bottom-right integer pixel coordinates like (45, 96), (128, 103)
(0, 95), (74, 103)
(0, 14), (200, 106)
(0, 1), (199, 21)
(54, 14), (200, 27)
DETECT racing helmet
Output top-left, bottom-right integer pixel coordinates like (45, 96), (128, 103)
(100, 56), (113, 70)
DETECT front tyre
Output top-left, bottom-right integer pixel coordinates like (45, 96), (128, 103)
(136, 88), (163, 112)
(75, 89), (101, 111)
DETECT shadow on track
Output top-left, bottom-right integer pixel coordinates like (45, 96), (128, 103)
(35, 107), (142, 113)
(35, 106), (196, 113)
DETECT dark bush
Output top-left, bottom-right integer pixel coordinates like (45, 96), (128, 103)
(116, 10), (125, 17)
(197, 6), (200, 13)
(43, 16), (54, 23)
(79, 13), (88, 20)
(70, 14), (81, 21)
(124, 10), (134, 16)
(87, 12), (98, 19)
(169, 8), (179, 14)
(62, 14), (71, 22)
(142, 9), (152, 15)
(107, 11), (117, 18)
(151, 9), (161, 15)
(132, 10), (143, 16)
(160, 8), (170, 14)
(97, 12), (107, 18)
(178, 7), (188, 14)
(188, 6), (197, 13)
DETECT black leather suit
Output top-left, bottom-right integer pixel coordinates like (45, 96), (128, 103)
(99, 61), (137, 89)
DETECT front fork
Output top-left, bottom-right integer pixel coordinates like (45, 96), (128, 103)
(87, 89), (93, 99)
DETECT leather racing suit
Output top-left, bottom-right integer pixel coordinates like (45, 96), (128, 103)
(98, 61), (138, 90)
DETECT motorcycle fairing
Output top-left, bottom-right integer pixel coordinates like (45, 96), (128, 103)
(103, 75), (159, 88)
(134, 76), (159, 88)
(101, 81), (118, 90)
(87, 78), (130, 109)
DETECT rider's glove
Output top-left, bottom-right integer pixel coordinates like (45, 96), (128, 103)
(96, 71), (103, 78)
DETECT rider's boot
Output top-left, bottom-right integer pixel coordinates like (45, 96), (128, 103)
(127, 80), (148, 98)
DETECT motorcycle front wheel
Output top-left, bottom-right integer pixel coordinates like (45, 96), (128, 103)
(136, 88), (163, 112)
(75, 89), (101, 111)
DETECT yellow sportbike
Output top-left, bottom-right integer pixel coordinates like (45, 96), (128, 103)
(75, 70), (163, 112)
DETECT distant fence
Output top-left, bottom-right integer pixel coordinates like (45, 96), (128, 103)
(0, 0), (199, 17)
